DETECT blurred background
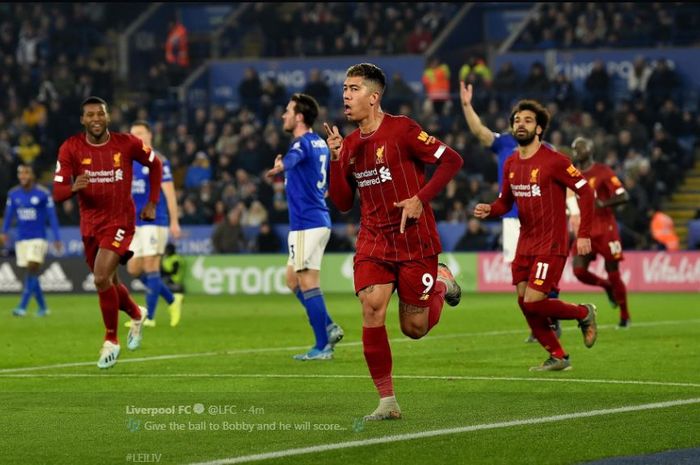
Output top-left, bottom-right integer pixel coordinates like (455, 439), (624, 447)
(1, 1), (700, 262)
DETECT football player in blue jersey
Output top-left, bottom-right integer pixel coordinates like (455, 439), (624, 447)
(2, 164), (62, 316)
(460, 82), (575, 341)
(266, 93), (344, 360)
(125, 121), (183, 327)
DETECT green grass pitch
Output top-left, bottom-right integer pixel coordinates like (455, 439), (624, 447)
(1, 291), (698, 465)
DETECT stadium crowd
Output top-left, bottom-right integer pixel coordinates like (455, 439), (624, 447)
(516, 2), (700, 50)
(1, 3), (699, 254)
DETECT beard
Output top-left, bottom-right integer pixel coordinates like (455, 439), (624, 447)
(88, 127), (107, 141)
(514, 128), (537, 146)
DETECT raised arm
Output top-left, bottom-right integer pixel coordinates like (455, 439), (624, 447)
(460, 82), (495, 148)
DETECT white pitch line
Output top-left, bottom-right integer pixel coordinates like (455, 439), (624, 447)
(1, 372), (699, 389)
(186, 397), (700, 465)
(1, 318), (698, 374)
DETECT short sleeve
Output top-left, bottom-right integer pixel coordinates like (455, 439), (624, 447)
(161, 158), (173, 182)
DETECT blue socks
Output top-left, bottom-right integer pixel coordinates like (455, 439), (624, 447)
(32, 274), (46, 310)
(159, 277), (175, 304)
(139, 272), (175, 319)
(144, 272), (161, 319)
(19, 274), (47, 311)
(295, 287), (331, 350)
(19, 275), (33, 310)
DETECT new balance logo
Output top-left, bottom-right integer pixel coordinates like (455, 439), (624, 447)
(379, 166), (392, 182)
(0, 263), (22, 292)
(39, 262), (74, 292)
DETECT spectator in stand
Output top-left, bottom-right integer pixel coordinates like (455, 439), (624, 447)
(455, 217), (492, 252)
(326, 223), (357, 252)
(242, 200), (269, 228)
(255, 222), (281, 253)
(13, 131), (40, 166)
(165, 19), (189, 82)
(184, 152), (212, 190)
(646, 59), (681, 107)
(238, 67), (263, 114)
(627, 56), (652, 99)
(584, 60), (610, 110)
(180, 197), (207, 225)
(383, 72), (416, 115)
(551, 71), (575, 111)
(212, 204), (246, 253)
(422, 56), (451, 115)
(406, 22), (432, 54)
(459, 56), (492, 88)
(492, 61), (518, 107)
(650, 207), (679, 251)
(523, 62), (550, 102)
(303, 68), (331, 109)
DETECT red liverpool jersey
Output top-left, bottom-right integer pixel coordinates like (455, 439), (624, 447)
(330, 114), (462, 261)
(53, 132), (160, 236)
(583, 162), (625, 237)
(490, 144), (594, 256)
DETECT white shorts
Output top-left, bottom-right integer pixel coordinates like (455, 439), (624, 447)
(16, 239), (48, 267)
(287, 227), (330, 272)
(502, 217), (521, 264)
(129, 225), (169, 258)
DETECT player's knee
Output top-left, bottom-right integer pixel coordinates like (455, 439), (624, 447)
(573, 266), (587, 280)
(400, 322), (427, 340)
(93, 272), (112, 290)
(604, 261), (619, 273)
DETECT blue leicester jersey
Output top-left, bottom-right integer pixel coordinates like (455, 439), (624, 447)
(132, 153), (173, 227)
(284, 131), (331, 231)
(3, 185), (61, 241)
(491, 132), (519, 219)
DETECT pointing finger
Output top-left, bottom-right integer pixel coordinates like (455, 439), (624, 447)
(400, 209), (407, 234)
(323, 123), (332, 136)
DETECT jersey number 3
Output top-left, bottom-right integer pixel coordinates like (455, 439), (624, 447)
(317, 155), (328, 189)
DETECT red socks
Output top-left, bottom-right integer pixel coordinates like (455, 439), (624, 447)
(607, 270), (630, 321)
(518, 297), (566, 359)
(115, 283), (142, 320)
(522, 299), (588, 320)
(98, 286), (119, 343)
(363, 326), (394, 398)
(573, 267), (610, 288)
(428, 280), (447, 330)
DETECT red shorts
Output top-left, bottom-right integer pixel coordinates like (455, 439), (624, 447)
(353, 254), (438, 307)
(570, 231), (624, 262)
(511, 254), (567, 294)
(83, 226), (135, 271)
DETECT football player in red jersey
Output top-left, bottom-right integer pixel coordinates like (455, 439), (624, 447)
(325, 63), (464, 420)
(474, 100), (598, 372)
(570, 136), (631, 328)
(53, 97), (162, 369)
